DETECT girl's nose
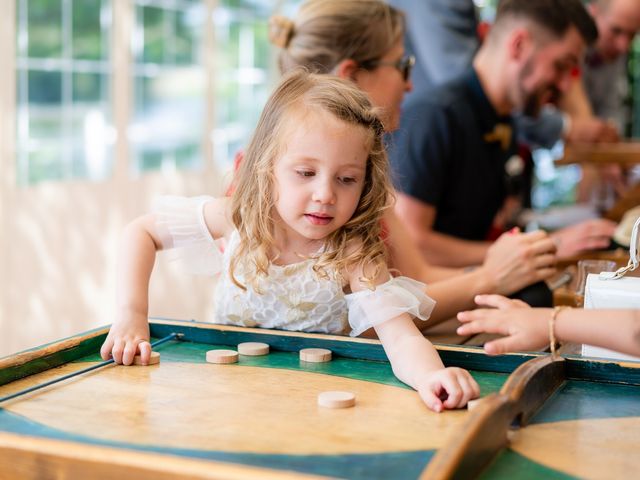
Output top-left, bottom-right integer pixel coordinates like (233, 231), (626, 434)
(312, 180), (335, 204)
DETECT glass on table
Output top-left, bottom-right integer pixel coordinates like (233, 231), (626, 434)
(573, 259), (617, 307)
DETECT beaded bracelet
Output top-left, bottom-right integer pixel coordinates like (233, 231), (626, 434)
(549, 306), (569, 356)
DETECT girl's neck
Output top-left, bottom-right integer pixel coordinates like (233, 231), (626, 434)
(271, 227), (324, 266)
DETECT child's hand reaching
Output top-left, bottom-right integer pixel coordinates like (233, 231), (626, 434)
(416, 367), (480, 413)
(100, 309), (151, 365)
(456, 294), (545, 355)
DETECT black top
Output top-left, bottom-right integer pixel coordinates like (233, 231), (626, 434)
(389, 68), (520, 241)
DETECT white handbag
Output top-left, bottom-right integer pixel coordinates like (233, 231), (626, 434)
(582, 215), (640, 361)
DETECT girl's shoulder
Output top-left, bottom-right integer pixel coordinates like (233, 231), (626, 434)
(153, 194), (234, 247)
(341, 238), (388, 292)
(201, 196), (234, 240)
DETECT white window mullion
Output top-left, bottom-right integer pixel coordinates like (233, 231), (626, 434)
(16, 0), (28, 184)
(203, 0), (216, 171)
(0, 0), (17, 337)
(62, 0), (73, 179)
(112, 0), (133, 183)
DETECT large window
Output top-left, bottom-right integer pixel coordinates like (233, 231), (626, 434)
(131, 0), (205, 174)
(15, 0), (302, 185)
(213, 0), (301, 167)
(16, 0), (113, 185)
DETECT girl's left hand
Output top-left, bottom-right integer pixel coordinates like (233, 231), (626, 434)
(416, 367), (480, 413)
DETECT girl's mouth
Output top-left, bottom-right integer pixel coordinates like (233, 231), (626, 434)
(305, 213), (333, 225)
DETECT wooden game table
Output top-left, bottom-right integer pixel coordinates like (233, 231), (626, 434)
(1, 318), (638, 479)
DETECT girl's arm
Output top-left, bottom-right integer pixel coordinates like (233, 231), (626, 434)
(457, 294), (640, 357)
(348, 262), (479, 412)
(382, 210), (463, 282)
(100, 197), (231, 365)
(375, 316), (479, 412)
(100, 214), (159, 365)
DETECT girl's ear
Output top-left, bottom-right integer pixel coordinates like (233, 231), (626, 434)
(334, 59), (360, 81)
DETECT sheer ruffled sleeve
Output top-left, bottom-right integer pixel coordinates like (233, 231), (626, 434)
(345, 276), (436, 337)
(153, 195), (224, 276)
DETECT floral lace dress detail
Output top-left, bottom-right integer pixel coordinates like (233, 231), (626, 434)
(214, 231), (351, 335)
(154, 195), (436, 336)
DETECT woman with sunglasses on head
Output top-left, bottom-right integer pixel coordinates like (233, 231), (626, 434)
(265, 0), (558, 339)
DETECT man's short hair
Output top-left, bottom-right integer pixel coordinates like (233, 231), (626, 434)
(495, 0), (598, 45)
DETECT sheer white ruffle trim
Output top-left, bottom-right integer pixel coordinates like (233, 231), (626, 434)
(345, 276), (435, 337)
(153, 195), (224, 276)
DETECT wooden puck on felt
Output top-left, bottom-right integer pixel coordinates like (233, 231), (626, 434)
(133, 351), (160, 366)
(237, 342), (269, 356)
(318, 391), (356, 409)
(467, 398), (483, 411)
(300, 348), (332, 363)
(206, 349), (239, 364)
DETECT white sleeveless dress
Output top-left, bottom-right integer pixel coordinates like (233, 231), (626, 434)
(154, 195), (436, 337)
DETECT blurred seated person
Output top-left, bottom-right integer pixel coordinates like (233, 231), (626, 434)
(570, 0), (640, 202)
(389, 0), (617, 270)
(521, 0), (640, 204)
(389, 0), (623, 148)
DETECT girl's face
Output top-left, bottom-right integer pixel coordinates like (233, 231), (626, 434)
(353, 39), (412, 132)
(273, 109), (368, 251)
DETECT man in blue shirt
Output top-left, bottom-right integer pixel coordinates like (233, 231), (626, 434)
(390, 0), (615, 268)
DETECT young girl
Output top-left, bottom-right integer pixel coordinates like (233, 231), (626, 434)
(265, 0), (560, 338)
(100, 71), (479, 413)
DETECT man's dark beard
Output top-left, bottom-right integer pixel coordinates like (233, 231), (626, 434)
(518, 57), (562, 117)
(522, 85), (561, 117)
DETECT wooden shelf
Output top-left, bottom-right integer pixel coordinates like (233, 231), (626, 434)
(557, 142), (640, 166)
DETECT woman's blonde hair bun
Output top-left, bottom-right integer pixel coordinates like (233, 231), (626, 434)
(268, 15), (295, 48)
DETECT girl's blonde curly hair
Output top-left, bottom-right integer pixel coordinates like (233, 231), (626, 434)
(230, 69), (393, 291)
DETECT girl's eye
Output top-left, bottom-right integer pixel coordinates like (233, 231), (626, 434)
(339, 177), (357, 184)
(296, 170), (315, 177)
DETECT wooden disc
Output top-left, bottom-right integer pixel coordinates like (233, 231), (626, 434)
(318, 391), (356, 409)
(237, 342), (270, 356)
(467, 398), (484, 411)
(206, 349), (239, 364)
(300, 348), (332, 363)
(133, 351), (160, 366)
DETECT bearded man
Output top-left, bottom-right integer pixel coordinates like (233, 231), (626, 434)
(389, 0), (615, 269)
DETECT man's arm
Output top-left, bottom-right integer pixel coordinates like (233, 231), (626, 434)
(382, 209), (464, 282)
(394, 192), (491, 267)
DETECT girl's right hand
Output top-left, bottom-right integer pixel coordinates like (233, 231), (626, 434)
(100, 310), (151, 365)
(416, 367), (480, 413)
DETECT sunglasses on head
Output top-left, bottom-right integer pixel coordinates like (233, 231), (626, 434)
(360, 54), (415, 82)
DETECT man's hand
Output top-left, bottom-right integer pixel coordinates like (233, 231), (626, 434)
(551, 219), (617, 259)
(481, 230), (557, 295)
(567, 117), (619, 143)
